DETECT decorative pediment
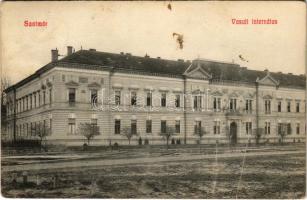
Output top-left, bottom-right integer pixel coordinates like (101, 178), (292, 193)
(263, 94), (273, 99)
(65, 81), (79, 87)
(183, 62), (212, 80)
(88, 82), (101, 88)
(229, 92), (239, 98)
(244, 93), (254, 99)
(211, 90), (223, 96)
(192, 89), (204, 94)
(256, 71), (279, 86)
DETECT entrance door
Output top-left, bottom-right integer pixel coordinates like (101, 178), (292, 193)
(230, 122), (237, 144)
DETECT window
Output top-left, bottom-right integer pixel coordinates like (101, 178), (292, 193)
(38, 91), (41, 106)
(175, 120), (180, 133)
(62, 74), (65, 82)
(26, 96), (28, 110)
(131, 91), (137, 106)
(264, 100), (271, 114)
(161, 120), (166, 133)
(246, 122), (252, 134)
(49, 89), (52, 104)
(265, 122), (271, 134)
(193, 96), (202, 110)
(296, 123), (300, 134)
(115, 91), (121, 105)
(213, 97), (221, 111)
(49, 119), (52, 135)
(146, 120), (152, 133)
(91, 118), (97, 125)
(115, 119), (121, 134)
(214, 121), (221, 134)
(146, 92), (152, 106)
(245, 100), (252, 113)
(296, 102), (300, 113)
(277, 123), (282, 135)
(287, 102), (291, 112)
(29, 94), (32, 109)
(68, 88), (76, 104)
(161, 93), (166, 107)
(230, 99), (237, 111)
(131, 120), (137, 135)
(68, 118), (76, 135)
(175, 95), (180, 108)
(287, 123), (291, 134)
(278, 101), (281, 112)
(34, 93), (36, 108)
(91, 89), (98, 104)
(194, 121), (202, 134)
(43, 91), (46, 105)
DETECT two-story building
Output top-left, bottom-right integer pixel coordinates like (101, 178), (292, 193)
(4, 47), (306, 146)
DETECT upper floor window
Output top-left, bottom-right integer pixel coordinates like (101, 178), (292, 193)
(131, 120), (137, 135)
(175, 120), (180, 134)
(287, 102), (291, 112)
(43, 91), (46, 105)
(38, 90), (41, 106)
(161, 120), (167, 133)
(214, 121), (221, 134)
(296, 102), (300, 113)
(161, 93), (166, 107)
(29, 94), (32, 109)
(131, 91), (137, 106)
(91, 89), (98, 104)
(193, 96), (202, 110)
(114, 119), (121, 134)
(213, 97), (221, 111)
(245, 99), (252, 113)
(264, 100), (271, 114)
(49, 89), (52, 104)
(175, 95), (180, 108)
(68, 88), (76, 104)
(246, 122), (252, 134)
(265, 122), (271, 134)
(229, 98), (237, 111)
(277, 101), (281, 112)
(146, 120), (152, 133)
(146, 92), (152, 106)
(26, 96), (29, 110)
(115, 91), (121, 105)
(34, 93), (37, 108)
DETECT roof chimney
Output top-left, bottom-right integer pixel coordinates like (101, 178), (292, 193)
(51, 49), (58, 62)
(89, 48), (96, 51)
(67, 46), (73, 56)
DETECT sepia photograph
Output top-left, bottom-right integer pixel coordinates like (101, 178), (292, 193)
(0, 1), (306, 199)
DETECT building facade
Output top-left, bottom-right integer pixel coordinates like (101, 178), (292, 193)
(4, 47), (306, 146)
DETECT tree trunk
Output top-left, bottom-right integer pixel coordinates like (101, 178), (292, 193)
(129, 139), (131, 145)
(166, 138), (169, 150)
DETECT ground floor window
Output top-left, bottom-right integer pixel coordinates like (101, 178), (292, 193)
(115, 119), (121, 134)
(68, 118), (76, 135)
(296, 123), (300, 134)
(265, 122), (271, 134)
(246, 122), (252, 134)
(131, 120), (137, 135)
(175, 120), (180, 134)
(214, 121), (220, 134)
(146, 120), (152, 133)
(161, 120), (166, 133)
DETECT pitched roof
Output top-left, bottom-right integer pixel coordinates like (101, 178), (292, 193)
(5, 50), (306, 93)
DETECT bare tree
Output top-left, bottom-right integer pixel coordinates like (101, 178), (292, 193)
(278, 123), (289, 145)
(78, 123), (100, 145)
(31, 122), (51, 150)
(121, 127), (138, 145)
(160, 126), (176, 149)
(253, 128), (265, 146)
(1, 76), (11, 140)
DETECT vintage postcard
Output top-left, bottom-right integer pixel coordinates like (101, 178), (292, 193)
(0, 1), (306, 199)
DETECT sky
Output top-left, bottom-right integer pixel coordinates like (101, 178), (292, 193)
(0, 1), (306, 84)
